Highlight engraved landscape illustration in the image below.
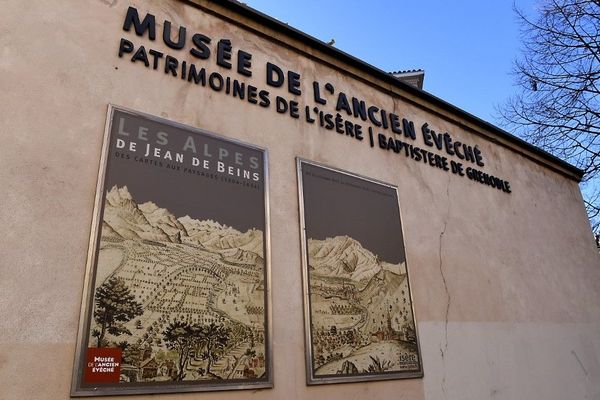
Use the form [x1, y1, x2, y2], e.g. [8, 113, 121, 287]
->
[89, 185, 267, 383]
[307, 235, 419, 376]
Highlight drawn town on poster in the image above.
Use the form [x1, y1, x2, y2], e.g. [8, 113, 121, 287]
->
[307, 235, 419, 375]
[89, 185, 266, 383]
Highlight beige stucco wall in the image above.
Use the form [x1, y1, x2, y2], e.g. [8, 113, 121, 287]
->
[1, 1, 599, 399]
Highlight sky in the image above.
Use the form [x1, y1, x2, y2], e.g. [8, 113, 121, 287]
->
[245, 0, 538, 127]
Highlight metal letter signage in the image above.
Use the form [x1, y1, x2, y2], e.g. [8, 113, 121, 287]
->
[297, 159, 423, 384]
[72, 106, 272, 396]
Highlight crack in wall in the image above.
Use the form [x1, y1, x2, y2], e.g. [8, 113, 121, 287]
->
[390, 86, 452, 398]
[572, 350, 589, 377]
[99, 0, 118, 7]
[439, 175, 452, 399]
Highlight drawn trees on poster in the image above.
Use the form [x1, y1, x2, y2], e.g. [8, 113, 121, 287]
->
[92, 277, 143, 348]
[88, 185, 268, 384]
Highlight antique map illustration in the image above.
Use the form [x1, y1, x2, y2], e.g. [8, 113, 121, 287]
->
[299, 161, 421, 382]
[90, 186, 266, 382]
[308, 235, 418, 375]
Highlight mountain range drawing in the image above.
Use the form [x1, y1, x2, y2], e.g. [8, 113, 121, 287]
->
[88, 185, 267, 383]
[307, 235, 419, 376]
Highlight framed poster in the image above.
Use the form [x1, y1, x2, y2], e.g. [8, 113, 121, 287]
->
[71, 106, 272, 396]
[297, 159, 423, 385]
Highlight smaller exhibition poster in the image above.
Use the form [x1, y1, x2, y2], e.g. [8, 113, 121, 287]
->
[297, 159, 423, 384]
[72, 106, 271, 396]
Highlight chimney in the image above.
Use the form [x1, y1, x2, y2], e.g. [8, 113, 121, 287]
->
[390, 69, 425, 90]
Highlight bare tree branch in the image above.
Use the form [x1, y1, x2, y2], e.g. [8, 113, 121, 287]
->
[499, 0, 600, 237]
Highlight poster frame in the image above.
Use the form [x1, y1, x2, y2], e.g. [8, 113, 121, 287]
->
[70, 104, 273, 396]
[296, 158, 424, 385]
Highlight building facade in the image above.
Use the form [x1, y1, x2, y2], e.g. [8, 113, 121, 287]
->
[1, 1, 599, 399]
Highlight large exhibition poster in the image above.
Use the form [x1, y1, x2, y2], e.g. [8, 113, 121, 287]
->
[72, 106, 271, 396]
[297, 159, 423, 385]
